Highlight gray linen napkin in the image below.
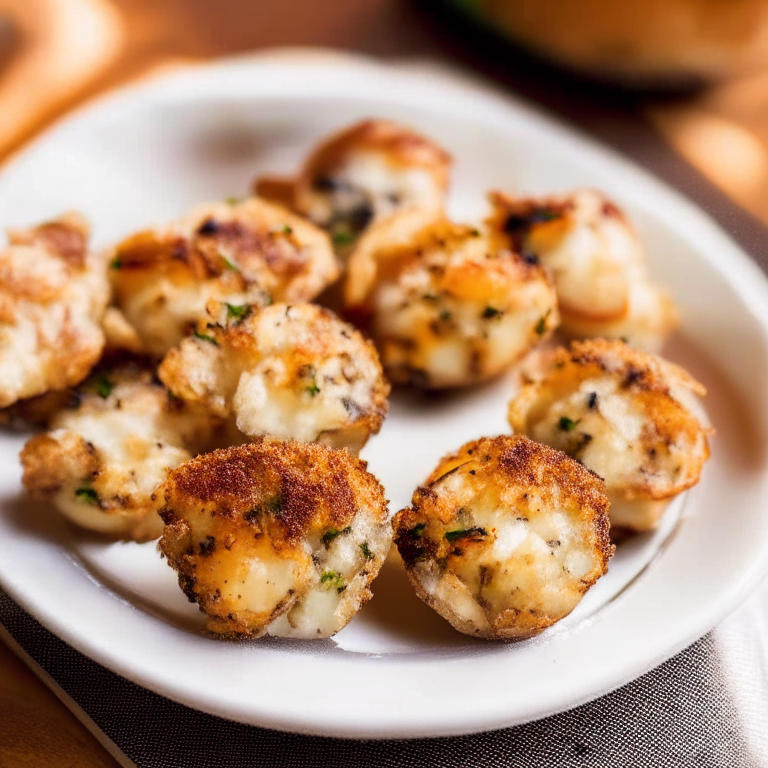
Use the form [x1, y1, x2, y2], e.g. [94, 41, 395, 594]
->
[2, 585, 767, 767]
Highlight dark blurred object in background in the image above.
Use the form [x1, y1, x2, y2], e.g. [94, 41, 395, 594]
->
[440, 0, 768, 87]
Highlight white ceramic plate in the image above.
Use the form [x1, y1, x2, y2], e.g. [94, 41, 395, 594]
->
[1, 51, 768, 739]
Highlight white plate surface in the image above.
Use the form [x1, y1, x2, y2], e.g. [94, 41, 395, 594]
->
[1, 51, 768, 739]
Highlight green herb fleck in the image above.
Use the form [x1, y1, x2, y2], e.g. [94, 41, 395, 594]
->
[482, 306, 501, 319]
[320, 570, 346, 593]
[535, 310, 551, 336]
[322, 525, 352, 547]
[95, 374, 114, 399]
[305, 383, 321, 397]
[193, 331, 219, 345]
[221, 255, 240, 272]
[75, 486, 99, 505]
[110, 257, 122, 270]
[332, 229, 355, 246]
[439, 309, 452, 321]
[558, 416, 580, 432]
[360, 542, 373, 560]
[225, 196, 240, 205]
[408, 522, 426, 538]
[225, 303, 249, 321]
[620, 336, 630, 343]
[445, 527, 487, 543]
[280, 224, 293, 234]
[470, 228, 481, 237]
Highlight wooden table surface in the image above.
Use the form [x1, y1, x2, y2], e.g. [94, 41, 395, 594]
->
[1, 1, 767, 766]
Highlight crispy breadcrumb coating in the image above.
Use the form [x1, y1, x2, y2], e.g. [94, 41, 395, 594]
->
[158, 302, 389, 453]
[394, 435, 613, 640]
[508, 339, 712, 532]
[109, 197, 339, 357]
[487, 189, 678, 351]
[0, 213, 108, 408]
[20, 361, 225, 541]
[344, 208, 559, 388]
[157, 439, 391, 639]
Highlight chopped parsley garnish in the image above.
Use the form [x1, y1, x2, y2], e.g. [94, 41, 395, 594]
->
[445, 527, 487, 543]
[322, 526, 352, 547]
[193, 331, 219, 345]
[482, 306, 501, 319]
[95, 374, 114, 399]
[74, 486, 99, 505]
[620, 336, 630, 343]
[558, 416, 580, 432]
[110, 257, 122, 270]
[305, 383, 321, 397]
[332, 229, 355, 246]
[281, 224, 293, 234]
[360, 542, 373, 560]
[470, 228, 481, 237]
[225, 303, 249, 321]
[408, 522, 426, 538]
[439, 309, 452, 321]
[535, 310, 551, 336]
[221, 255, 240, 272]
[320, 570, 346, 593]
[225, 196, 240, 205]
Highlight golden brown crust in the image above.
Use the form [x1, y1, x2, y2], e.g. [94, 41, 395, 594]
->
[0, 212, 108, 408]
[343, 209, 559, 388]
[508, 340, 712, 525]
[297, 119, 452, 192]
[394, 435, 612, 640]
[158, 302, 389, 452]
[109, 197, 339, 357]
[157, 439, 390, 638]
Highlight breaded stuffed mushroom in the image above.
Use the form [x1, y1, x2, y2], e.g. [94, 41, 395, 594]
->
[109, 197, 339, 357]
[157, 439, 391, 639]
[394, 436, 612, 640]
[20, 361, 224, 541]
[487, 189, 678, 351]
[344, 208, 559, 388]
[508, 339, 712, 533]
[257, 119, 452, 250]
[0, 213, 108, 408]
[158, 302, 389, 453]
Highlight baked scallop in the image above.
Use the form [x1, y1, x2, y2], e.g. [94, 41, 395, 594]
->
[344, 208, 559, 388]
[487, 188, 678, 351]
[157, 439, 391, 639]
[508, 339, 712, 533]
[258, 119, 452, 250]
[394, 435, 612, 640]
[109, 197, 339, 357]
[158, 301, 389, 453]
[20, 361, 223, 541]
[0, 213, 109, 408]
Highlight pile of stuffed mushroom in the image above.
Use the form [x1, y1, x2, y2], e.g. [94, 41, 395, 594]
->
[4, 119, 712, 641]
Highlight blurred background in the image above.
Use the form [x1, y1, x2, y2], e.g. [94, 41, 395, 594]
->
[0, 0, 767, 223]
[2, 1, 767, 765]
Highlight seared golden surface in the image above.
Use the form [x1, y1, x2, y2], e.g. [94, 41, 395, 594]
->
[21, 360, 224, 541]
[508, 339, 712, 532]
[109, 197, 339, 357]
[157, 439, 391, 639]
[0, 213, 108, 408]
[158, 301, 389, 453]
[344, 208, 559, 388]
[394, 435, 612, 640]
[487, 189, 678, 351]
[293, 119, 452, 245]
